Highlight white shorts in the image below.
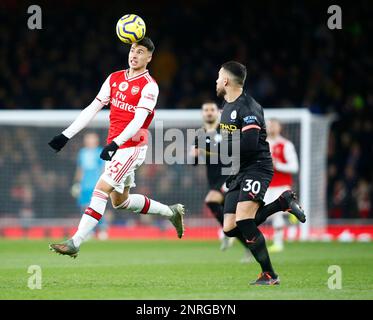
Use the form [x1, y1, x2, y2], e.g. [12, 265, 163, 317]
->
[101, 145, 147, 193]
[264, 186, 291, 228]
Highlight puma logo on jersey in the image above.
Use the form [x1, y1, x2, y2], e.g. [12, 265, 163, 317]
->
[112, 82, 117, 87]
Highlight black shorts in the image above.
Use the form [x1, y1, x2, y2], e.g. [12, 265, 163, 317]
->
[223, 160, 273, 214]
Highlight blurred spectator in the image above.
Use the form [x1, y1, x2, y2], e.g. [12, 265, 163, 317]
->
[354, 180, 371, 219]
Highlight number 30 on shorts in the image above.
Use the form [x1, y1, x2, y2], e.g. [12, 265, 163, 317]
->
[242, 179, 261, 194]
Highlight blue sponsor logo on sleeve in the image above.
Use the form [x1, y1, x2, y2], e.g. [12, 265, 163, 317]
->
[243, 115, 257, 124]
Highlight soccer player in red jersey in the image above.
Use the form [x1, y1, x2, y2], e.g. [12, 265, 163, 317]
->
[265, 119, 299, 252]
[48, 38, 185, 258]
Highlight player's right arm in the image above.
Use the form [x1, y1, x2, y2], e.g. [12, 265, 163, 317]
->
[48, 75, 111, 152]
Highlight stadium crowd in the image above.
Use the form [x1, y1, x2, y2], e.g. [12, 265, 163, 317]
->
[0, 1, 372, 219]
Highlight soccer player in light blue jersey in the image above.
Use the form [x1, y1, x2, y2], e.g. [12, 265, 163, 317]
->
[73, 132, 108, 240]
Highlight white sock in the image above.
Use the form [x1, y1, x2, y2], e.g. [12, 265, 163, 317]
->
[115, 194, 173, 217]
[273, 227, 284, 248]
[287, 225, 298, 241]
[72, 189, 109, 247]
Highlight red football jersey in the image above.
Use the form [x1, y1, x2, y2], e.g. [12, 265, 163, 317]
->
[96, 69, 159, 149]
[268, 136, 298, 187]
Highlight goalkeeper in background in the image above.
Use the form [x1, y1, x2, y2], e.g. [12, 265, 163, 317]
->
[265, 119, 300, 252]
[72, 132, 108, 240]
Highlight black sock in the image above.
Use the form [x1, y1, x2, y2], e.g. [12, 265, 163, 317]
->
[206, 202, 224, 226]
[223, 227, 250, 249]
[255, 197, 287, 226]
[236, 218, 276, 277]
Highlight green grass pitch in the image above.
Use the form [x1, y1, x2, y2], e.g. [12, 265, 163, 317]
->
[0, 239, 372, 299]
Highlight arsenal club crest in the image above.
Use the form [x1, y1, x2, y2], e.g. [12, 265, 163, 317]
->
[131, 86, 140, 95]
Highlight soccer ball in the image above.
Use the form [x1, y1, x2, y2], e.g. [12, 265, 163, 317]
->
[116, 14, 146, 44]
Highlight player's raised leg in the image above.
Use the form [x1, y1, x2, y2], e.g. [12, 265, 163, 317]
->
[255, 190, 306, 226]
[111, 188, 185, 239]
[103, 145, 185, 239]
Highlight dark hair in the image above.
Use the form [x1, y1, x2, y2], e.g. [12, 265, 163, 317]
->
[202, 100, 218, 107]
[221, 61, 247, 86]
[137, 37, 155, 53]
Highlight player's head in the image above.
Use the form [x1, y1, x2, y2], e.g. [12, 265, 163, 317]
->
[83, 132, 100, 149]
[201, 101, 220, 124]
[266, 119, 282, 138]
[216, 61, 247, 98]
[128, 37, 155, 70]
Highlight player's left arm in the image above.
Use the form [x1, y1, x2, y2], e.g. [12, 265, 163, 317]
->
[240, 127, 260, 153]
[273, 141, 299, 174]
[100, 82, 159, 161]
[239, 113, 261, 153]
